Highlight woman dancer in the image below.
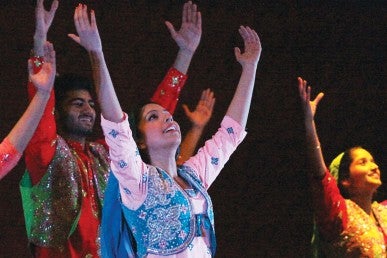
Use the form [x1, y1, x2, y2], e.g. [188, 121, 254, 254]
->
[0, 41, 56, 179]
[99, 25, 262, 257]
[298, 77, 386, 257]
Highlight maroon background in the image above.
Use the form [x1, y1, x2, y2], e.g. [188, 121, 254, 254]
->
[0, 1, 385, 257]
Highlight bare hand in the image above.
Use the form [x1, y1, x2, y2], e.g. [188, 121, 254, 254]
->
[165, 1, 202, 55]
[34, 0, 58, 55]
[297, 77, 324, 120]
[182, 88, 215, 129]
[234, 26, 262, 67]
[68, 4, 102, 52]
[29, 41, 56, 94]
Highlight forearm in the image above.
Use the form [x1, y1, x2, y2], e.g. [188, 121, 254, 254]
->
[89, 50, 123, 122]
[184, 116, 247, 188]
[177, 126, 204, 165]
[172, 49, 194, 74]
[7, 90, 50, 153]
[101, 114, 147, 209]
[305, 119, 327, 178]
[226, 64, 257, 128]
[33, 33, 46, 57]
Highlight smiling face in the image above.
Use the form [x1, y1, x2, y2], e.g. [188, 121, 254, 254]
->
[342, 148, 381, 196]
[138, 103, 181, 152]
[58, 89, 96, 139]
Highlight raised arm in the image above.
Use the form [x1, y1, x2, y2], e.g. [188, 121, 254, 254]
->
[151, 1, 202, 114]
[1, 42, 56, 180]
[68, 4, 123, 122]
[25, 0, 58, 185]
[166, 0, 201, 73]
[33, 0, 58, 57]
[177, 88, 215, 165]
[297, 77, 327, 178]
[226, 26, 261, 128]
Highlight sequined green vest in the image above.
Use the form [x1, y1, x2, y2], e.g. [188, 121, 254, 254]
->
[20, 136, 110, 248]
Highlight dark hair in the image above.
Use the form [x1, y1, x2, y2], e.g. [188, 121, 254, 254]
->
[337, 146, 364, 198]
[54, 73, 94, 111]
[128, 106, 151, 163]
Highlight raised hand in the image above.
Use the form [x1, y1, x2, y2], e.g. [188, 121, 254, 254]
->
[68, 4, 102, 52]
[182, 89, 215, 129]
[178, 89, 215, 164]
[234, 26, 262, 67]
[34, 0, 59, 56]
[297, 77, 324, 121]
[28, 41, 56, 94]
[165, 1, 202, 55]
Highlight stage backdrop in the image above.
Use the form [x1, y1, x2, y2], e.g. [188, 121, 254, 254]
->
[0, 1, 385, 257]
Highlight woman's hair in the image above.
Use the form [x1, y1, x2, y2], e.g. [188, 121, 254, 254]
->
[128, 105, 151, 164]
[336, 146, 364, 198]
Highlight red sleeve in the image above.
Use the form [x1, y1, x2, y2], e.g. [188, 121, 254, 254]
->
[310, 170, 348, 241]
[150, 67, 187, 115]
[0, 138, 22, 180]
[24, 56, 57, 185]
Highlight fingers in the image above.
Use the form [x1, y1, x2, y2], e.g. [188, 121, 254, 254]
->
[182, 104, 192, 116]
[74, 4, 89, 32]
[90, 9, 97, 29]
[234, 47, 241, 59]
[48, 0, 59, 19]
[73, 4, 81, 30]
[50, 0, 59, 11]
[314, 92, 324, 105]
[239, 26, 260, 46]
[165, 21, 177, 39]
[196, 11, 202, 29]
[27, 59, 33, 76]
[238, 26, 249, 43]
[36, 0, 58, 21]
[182, 1, 200, 27]
[297, 77, 306, 98]
[36, 0, 44, 9]
[77, 4, 87, 30]
[182, 1, 189, 23]
[200, 89, 215, 111]
[191, 2, 198, 25]
[43, 41, 55, 65]
[236, 25, 261, 65]
[203, 91, 215, 113]
[297, 77, 324, 105]
[186, 1, 192, 24]
[68, 33, 80, 44]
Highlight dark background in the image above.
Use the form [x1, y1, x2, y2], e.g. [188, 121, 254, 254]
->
[0, 1, 385, 257]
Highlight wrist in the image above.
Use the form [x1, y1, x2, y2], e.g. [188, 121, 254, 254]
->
[241, 62, 258, 70]
[191, 123, 205, 131]
[88, 49, 104, 61]
[36, 88, 52, 98]
[33, 35, 46, 56]
[174, 50, 194, 74]
[178, 48, 195, 59]
[29, 55, 44, 74]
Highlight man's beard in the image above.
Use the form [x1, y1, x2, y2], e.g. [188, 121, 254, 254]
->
[61, 116, 94, 138]
[64, 125, 94, 137]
